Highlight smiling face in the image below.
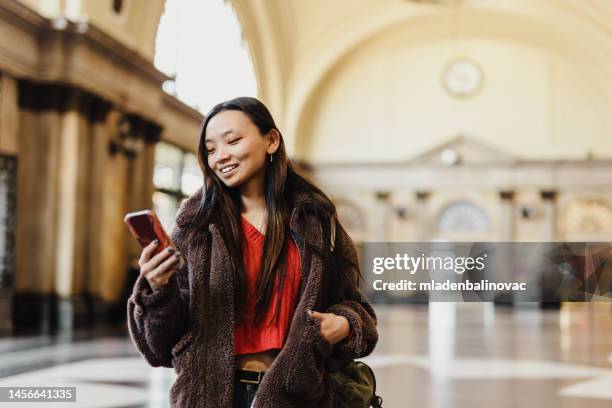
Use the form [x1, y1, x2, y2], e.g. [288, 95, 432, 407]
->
[204, 110, 278, 190]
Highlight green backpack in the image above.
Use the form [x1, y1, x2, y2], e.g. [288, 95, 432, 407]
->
[329, 360, 383, 408]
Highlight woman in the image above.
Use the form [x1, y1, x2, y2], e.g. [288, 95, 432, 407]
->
[127, 97, 378, 407]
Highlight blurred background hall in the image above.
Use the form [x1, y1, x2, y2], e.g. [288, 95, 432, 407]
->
[1, 0, 612, 407]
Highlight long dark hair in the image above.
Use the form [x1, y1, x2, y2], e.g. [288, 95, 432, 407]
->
[185, 96, 357, 326]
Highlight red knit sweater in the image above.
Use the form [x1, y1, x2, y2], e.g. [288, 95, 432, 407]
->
[234, 215, 301, 355]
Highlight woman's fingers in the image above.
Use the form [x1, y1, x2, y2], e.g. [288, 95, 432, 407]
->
[147, 247, 177, 271]
[147, 252, 181, 290]
[150, 256, 180, 287]
[153, 252, 181, 277]
[138, 240, 159, 266]
[308, 310, 327, 320]
[307, 311, 350, 345]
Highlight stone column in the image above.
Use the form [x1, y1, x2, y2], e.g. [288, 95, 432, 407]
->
[374, 191, 391, 241]
[539, 190, 559, 308]
[415, 191, 430, 242]
[540, 190, 558, 242]
[12, 81, 162, 331]
[363, 191, 392, 302]
[97, 112, 160, 311]
[14, 83, 65, 331]
[499, 191, 515, 241]
[499, 191, 517, 302]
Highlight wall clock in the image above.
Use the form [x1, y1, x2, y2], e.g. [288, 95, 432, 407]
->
[442, 58, 483, 98]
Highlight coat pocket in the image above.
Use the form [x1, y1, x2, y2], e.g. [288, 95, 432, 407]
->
[171, 332, 194, 360]
[169, 331, 197, 404]
[308, 315, 333, 356]
[284, 318, 334, 400]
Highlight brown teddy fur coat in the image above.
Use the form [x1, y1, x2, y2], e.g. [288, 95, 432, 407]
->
[127, 186, 378, 407]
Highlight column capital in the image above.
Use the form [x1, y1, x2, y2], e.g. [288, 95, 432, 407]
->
[540, 190, 557, 201]
[415, 191, 430, 201]
[375, 191, 390, 201]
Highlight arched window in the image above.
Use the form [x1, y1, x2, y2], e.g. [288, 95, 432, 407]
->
[436, 201, 490, 233]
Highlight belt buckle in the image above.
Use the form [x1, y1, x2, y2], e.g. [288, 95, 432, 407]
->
[239, 370, 263, 384]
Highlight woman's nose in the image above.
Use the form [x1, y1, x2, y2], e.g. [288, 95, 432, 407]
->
[214, 147, 230, 164]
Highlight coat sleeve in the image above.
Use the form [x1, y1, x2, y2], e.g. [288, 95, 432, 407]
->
[324, 218, 378, 360]
[126, 226, 190, 368]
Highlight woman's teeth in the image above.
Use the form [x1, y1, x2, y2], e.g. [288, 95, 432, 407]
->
[221, 164, 238, 173]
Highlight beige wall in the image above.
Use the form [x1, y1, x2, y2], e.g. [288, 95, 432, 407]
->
[297, 12, 611, 163]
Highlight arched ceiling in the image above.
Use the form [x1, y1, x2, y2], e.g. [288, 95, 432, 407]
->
[17, 0, 612, 160]
[229, 0, 612, 158]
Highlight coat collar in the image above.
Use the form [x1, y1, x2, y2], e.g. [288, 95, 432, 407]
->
[172, 185, 338, 254]
[174, 185, 324, 232]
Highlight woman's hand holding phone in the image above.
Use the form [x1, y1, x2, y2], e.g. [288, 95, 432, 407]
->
[138, 239, 182, 291]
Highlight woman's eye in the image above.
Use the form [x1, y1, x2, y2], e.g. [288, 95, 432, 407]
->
[229, 138, 241, 144]
[207, 149, 215, 155]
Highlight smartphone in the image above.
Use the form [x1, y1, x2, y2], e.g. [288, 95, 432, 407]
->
[124, 210, 172, 256]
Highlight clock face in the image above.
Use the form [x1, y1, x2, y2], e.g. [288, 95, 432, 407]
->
[443, 58, 483, 97]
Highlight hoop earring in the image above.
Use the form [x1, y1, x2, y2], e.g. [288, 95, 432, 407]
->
[269, 153, 273, 162]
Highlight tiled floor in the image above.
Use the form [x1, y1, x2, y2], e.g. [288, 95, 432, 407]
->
[0, 303, 611, 407]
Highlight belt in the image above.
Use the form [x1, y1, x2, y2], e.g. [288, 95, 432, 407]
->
[236, 368, 266, 384]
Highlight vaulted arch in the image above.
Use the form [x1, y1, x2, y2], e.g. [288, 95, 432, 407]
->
[294, 8, 612, 162]
[229, 0, 612, 160]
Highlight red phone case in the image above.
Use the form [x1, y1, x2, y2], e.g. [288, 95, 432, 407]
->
[124, 210, 171, 255]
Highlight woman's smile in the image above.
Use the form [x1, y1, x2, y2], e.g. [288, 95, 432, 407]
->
[219, 163, 239, 177]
